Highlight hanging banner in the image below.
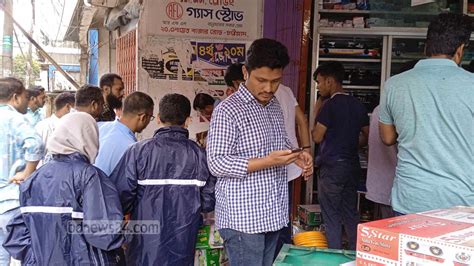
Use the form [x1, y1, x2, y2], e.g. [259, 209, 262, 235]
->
[146, 0, 259, 40]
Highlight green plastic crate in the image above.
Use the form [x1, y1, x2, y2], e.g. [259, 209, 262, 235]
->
[274, 245, 356, 266]
[298, 205, 323, 226]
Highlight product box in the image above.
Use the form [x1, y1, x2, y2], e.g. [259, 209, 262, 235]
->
[196, 224, 223, 249]
[194, 248, 228, 266]
[298, 204, 323, 226]
[356, 206, 474, 266]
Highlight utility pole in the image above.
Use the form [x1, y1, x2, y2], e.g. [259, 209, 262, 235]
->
[0, 2, 80, 89]
[25, 0, 35, 85]
[2, 0, 13, 77]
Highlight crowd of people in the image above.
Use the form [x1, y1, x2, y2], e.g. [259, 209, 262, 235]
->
[0, 12, 472, 266]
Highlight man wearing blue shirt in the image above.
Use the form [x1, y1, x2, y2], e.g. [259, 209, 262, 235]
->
[95, 91, 154, 175]
[0, 78, 44, 265]
[25, 86, 46, 127]
[379, 13, 474, 215]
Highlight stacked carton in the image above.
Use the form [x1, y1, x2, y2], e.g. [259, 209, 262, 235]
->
[194, 215, 228, 266]
[356, 206, 474, 265]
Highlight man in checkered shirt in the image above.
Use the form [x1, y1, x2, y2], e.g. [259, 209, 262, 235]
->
[207, 38, 313, 266]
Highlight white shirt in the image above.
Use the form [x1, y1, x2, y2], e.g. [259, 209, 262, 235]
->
[35, 114, 60, 157]
[275, 84, 302, 181]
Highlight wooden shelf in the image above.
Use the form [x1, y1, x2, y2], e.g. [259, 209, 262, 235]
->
[343, 85, 380, 90]
[391, 58, 422, 63]
[318, 26, 428, 36]
[319, 9, 440, 16]
[319, 57, 381, 63]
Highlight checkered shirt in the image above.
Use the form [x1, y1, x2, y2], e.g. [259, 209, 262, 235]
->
[207, 84, 292, 234]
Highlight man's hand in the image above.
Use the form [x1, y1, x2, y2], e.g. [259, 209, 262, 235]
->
[9, 161, 39, 184]
[10, 171, 29, 184]
[294, 151, 313, 180]
[267, 150, 301, 166]
[248, 150, 301, 173]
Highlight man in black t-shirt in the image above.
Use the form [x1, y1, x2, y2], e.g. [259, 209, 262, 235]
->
[312, 61, 369, 250]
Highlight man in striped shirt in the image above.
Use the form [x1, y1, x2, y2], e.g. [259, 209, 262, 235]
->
[207, 38, 313, 266]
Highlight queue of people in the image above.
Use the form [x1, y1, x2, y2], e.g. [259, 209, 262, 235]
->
[0, 12, 472, 266]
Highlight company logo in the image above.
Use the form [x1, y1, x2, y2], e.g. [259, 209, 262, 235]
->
[166, 2, 184, 20]
[456, 252, 471, 263]
[360, 227, 397, 241]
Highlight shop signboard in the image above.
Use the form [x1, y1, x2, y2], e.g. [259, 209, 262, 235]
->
[146, 0, 259, 40]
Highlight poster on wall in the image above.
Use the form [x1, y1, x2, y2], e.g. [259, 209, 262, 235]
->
[139, 37, 248, 142]
[193, 42, 246, 87]
[141, 37, 245, 92]
[141, 47, 194, 81]
[145, 0, 259, 40]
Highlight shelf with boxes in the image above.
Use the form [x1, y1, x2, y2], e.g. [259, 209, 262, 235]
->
[468, 0, 474, 15]
[318, 34, 383, 112]
[388, 36, 474, 76]
[307, 0, 474, 217]
[318, 0, 465, 29]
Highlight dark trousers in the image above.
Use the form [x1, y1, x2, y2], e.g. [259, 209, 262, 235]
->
[378, 203, 395, 219]
[219, 228, 280, 266]
[318, 161, 360, 250]
[394, 211, 405, 216]
[274, 181, 293, 259]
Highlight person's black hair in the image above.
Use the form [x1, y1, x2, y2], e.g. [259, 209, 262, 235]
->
[399, 60, 419, 73]
[99, 73, 122, 89]
[193, 93, 215, 111]
[466, 60, 474, 73]
[123, 91, 154, 115]
[26, 88, 41, 99]
[159, 93, 191, 126]
[75, 85, 103, 107]
[54, 92, 75, 111]
[28, 85, 45, 92]
[245, 38, 290, 72]
[0, 77, 25, 101]
[313, 61, 345, 84]
[425, 13, 472, 57]
[224, 63, 244, 86]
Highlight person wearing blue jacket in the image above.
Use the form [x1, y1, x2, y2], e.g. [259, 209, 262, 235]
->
[2, 112, 125, 265]
[110, 93, 216, 266]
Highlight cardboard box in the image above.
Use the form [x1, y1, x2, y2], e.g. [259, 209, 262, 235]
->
[194, 248, 219, 266]
[196, 224, 223, 249]
[194, 248, 229, 266]
[298, 204, 323, 226]
[356, 206, 474, 266]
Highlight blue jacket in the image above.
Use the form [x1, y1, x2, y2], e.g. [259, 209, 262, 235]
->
[2, 153, 125, 265]
[110, 126, 216, 266]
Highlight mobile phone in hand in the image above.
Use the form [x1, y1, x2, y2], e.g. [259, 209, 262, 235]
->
[291, 146, 311, 153]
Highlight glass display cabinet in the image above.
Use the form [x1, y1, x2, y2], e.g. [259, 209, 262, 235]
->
[306, 0, 474, 207]
[317, 0, 465, 29]
[388, 37, 474, 77]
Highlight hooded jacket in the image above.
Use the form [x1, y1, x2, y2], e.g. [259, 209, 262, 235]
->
[2, 112, 125, 265]
[110, 126, 216, 266]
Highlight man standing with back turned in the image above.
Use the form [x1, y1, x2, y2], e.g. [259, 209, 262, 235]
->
[207, 38, 313, 266]
[379, 13, 474, 215]
[312, 61, 369, 250]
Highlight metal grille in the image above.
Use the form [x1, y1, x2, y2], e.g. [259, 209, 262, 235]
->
[116, 29, 137, 96]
